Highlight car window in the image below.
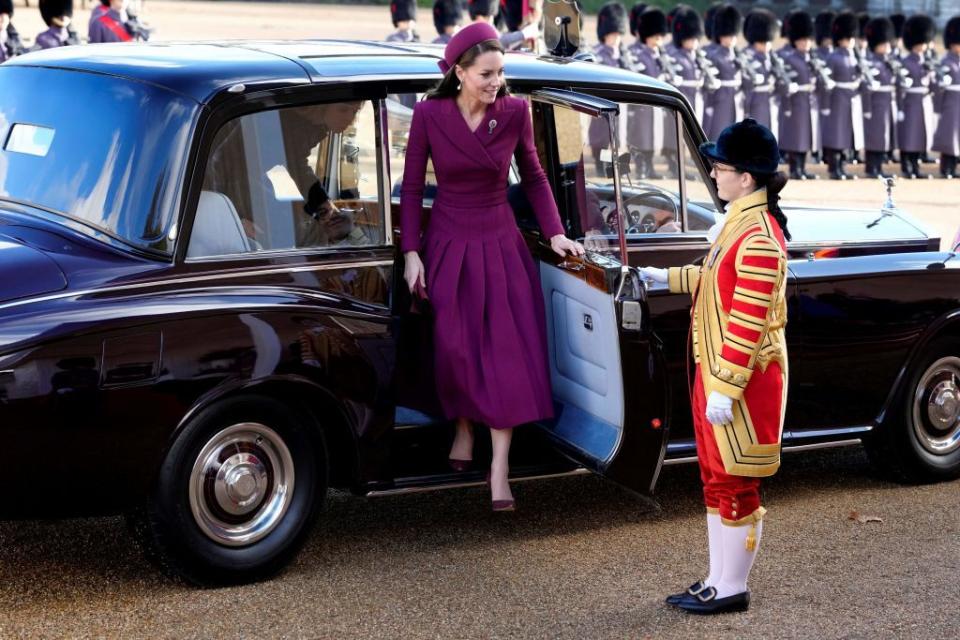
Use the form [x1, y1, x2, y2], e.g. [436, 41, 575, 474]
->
[681, 121, 718, 232]
[191, 101, 384, 259]
[542, 100, 685, 247]
[385, 92, 438, 206]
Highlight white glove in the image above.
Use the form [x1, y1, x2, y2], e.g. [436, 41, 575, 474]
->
[897, 110, 905, 122]
[864, 111, 872, 120]
[521, 23, 539, 40]
[638, 267, 668, 284]
[705, 391, 734, 426]
[787, 82, 799, 96]
[820, 108, 831, 116]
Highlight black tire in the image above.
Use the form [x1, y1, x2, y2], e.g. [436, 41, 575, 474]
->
[128, 394, 326, 586]
[867, 338, 960, 483]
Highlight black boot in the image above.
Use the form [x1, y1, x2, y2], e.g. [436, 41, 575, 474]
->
[865, 151, 889, 178]
[799, 153, 817, 180]
[913, 153, 932, 179]
[826, 149, 842, 179]
[838, 152, 856, 180]
[901, 152, 914, 179]
[788, 153, 802, 179]
[811, 150, 822, 165]
[940, 155, 957, 179]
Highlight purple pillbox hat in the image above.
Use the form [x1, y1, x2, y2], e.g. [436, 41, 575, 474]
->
[438, 21, 501, 73]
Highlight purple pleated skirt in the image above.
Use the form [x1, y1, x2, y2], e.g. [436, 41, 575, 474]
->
[423, 191, 554, 430]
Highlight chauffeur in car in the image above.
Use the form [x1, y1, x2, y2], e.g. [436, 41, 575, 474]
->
[641, 119, 790, 615]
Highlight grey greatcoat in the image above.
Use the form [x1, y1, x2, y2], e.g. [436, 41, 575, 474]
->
[777, 47, 819, 153]
[821, 46, 864, 151]
[628, 43, 667, 153]
[898, 52, 936, 152]
[932, 52, 960, 157]
[702, 44, 742, 141]
[741, 48, 778, 138]
[666, 42, 704, 122]
[589, 43, 631, 157]
[862, 51, 897, 153]
[386, 29, 419, 43]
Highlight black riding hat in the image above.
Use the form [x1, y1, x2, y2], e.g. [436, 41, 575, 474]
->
[699, 118, 780, 176]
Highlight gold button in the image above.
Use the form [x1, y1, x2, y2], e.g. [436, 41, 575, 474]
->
[732, 502, 738, 509]
[731, 510, 738, 517]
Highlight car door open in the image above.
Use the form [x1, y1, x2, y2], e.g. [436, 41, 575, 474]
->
[530, 89, 670, 495]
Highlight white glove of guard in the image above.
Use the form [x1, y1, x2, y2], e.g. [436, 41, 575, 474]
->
[897, 111, 905, 122]
[521, 23, 539, 40]
[705, 391, 734, 426]
[638, 266, 668, 284]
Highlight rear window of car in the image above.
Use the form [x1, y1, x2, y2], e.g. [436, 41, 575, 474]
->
[0, 66, 198, 253]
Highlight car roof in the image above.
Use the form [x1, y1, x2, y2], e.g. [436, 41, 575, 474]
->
[6, 40, 676, 104]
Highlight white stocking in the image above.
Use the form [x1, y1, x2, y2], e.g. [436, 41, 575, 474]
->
[705, 512, 724, 587]
[714, 519, 763, 599]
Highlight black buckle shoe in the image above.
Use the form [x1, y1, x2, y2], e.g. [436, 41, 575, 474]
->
[676, 586, 751, 615]
[665, 579, 706, 606]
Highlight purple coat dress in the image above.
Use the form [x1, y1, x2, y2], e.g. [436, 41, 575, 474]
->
[862, 51, 897, 153]
[932, 52, 960, 157]
[777, 47, 819, 153]
[821, 46, 864, 151]
[898, 52, 935, 153]
[399, 96, 565, 429]
[702, 44, 742, 141]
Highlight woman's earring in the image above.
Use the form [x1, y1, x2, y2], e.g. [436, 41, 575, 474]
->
[457, 81, 462, 91]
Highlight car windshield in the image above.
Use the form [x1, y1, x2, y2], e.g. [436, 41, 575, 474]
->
[0, 67, 197, 254]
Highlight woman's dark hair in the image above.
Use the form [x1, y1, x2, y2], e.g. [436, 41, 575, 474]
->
[750, 170, 791, 241]
[425, 39, 509, 100]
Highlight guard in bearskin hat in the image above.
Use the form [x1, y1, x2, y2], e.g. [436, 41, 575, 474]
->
[35, 0, 79, 49]
[587, 3, 631, 174]
[897, 14, 937, 179]
[820, 11, 863, 179]
[627, 6, 671, 179]
[639, 118, 791, 615]
[0, 0, 26, 62]
[432, 0, 462, 44]
[813, 11, 835, 62]
[860, 17, 897, 178]
[889, 13, 906, 57]
[702, 4, 743, 141]
[628, 3, 645, 39]
[499, 0, 543, 51]
[702, 1, 723, 52]
[778, 11, 820, 179]
[386, 0, 419, 43]
[667, 6, 707, 123]
[932, 16, 960, 179]
[740, 10, 779, 137]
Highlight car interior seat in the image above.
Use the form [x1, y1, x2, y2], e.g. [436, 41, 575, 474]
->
[187, 191, 253, 258]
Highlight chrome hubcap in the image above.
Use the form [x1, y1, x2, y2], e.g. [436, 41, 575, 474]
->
[913, 357, 960, 455]
[189, 422, 295, 547]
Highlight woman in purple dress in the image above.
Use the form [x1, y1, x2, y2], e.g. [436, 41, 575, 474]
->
[400, 22, 583, 511]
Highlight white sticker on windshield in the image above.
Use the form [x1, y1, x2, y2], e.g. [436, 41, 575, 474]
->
[5, 124, 56, 157]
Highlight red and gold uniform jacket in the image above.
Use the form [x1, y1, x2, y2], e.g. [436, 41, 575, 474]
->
[668, 189, 788, 478]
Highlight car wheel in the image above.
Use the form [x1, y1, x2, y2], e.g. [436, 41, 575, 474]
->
[129, 395, 325, 585]
[868, 339, 960, 483]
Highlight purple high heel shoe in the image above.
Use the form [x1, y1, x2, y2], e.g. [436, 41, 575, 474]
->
[485, 472, 516, 512]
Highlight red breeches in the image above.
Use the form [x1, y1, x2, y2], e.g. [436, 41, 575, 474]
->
[692, 368, 761, 523]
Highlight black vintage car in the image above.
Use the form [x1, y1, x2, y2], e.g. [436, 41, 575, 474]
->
[1, 39, 958, 585]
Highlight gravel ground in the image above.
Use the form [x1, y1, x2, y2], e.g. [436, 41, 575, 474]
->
[0, 447, 958, 639]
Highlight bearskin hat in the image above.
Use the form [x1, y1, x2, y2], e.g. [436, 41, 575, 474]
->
[712, 4, 742, 42]
[390, 0, 416, 27]
[40, 0, 73, 25]
[902, 14, 936, 50]
[704, 2, 724, 41]
[597, 2, 628, 41]
[864, 17, 894, 50]
[857, 12, 870, 39]
[814, 11, 835, 44]
[433, 0, 461, 35]
[889, 13, 906, 40]
[946, 16, 960, 48]
[744, 9, 777, 45]
[467, 0, 497, 20]
[638, 7, 667, 40]
[831, 11, 858, 44]
[0, 0, 13, 16]
[629, 3, 647, 37]
[666, 5, 685, 35]
[786, 11, 814, 44]
[673, 6, 703, 43]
